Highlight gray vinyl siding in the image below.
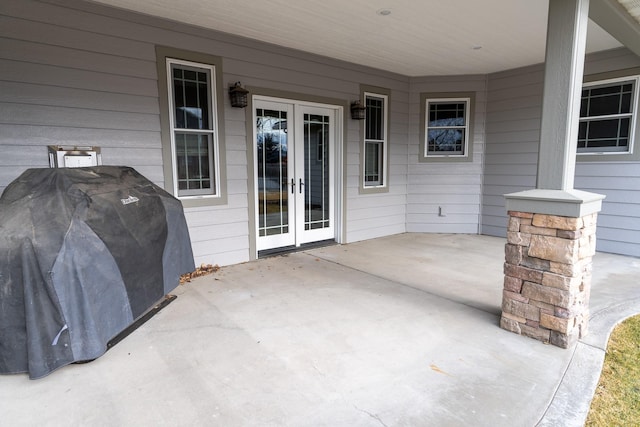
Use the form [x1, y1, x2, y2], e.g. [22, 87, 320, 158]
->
[406, 75, 487, 234]
[0, 0, 409, 266]
[481, 64, 543, 237]
[574, 165, 640, 256]
[482, 48, 640, 257]
[4, 0, 640, 263]
[347, 91, 409, 243]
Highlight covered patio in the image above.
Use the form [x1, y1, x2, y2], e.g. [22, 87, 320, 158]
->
[1, 234, 638, 426]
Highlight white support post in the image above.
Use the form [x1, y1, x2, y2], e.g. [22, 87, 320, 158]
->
[537, 0, 589, 190]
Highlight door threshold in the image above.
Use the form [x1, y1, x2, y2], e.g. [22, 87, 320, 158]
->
[258, 239, 337, 258]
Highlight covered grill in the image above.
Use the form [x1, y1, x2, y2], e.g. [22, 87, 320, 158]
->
[0, 166, 195, 379]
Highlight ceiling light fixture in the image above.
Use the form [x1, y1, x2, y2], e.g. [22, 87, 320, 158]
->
[376, 8, 391, 16]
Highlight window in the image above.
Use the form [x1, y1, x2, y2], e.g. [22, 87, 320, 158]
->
[156, 46, 227, 207]
[425, 98, 469, 156]
[578, 76, 638, 155]
[361, 88, 389, 192]
[419, 92, 474, 163]
[168, 60, 218, 196]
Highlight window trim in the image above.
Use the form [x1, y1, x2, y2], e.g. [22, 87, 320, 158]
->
[167, 59, 219, 197]
[359, 85, 390, 194]
[156, 46, 227, 207]
[577, 73, 639, 159]
[419, 92, 475, 163]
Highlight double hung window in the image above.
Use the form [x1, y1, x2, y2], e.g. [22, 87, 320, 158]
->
[578, 77, 638, 155]
[425, 98, 470, 157]
[168, 59, 219, 197]
[157, 46, 226, 207]
[419, 92, 474, 163]
[363, 91, 388, 189]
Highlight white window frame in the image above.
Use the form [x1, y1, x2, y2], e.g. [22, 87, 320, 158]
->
[362, 90, 389, 191]
[166, 58, 221, 199]
[419, 92, 474, 163]
[577, 75, 639, 156]
[156, 46, 227, 208]
[424, 97, 471, 158]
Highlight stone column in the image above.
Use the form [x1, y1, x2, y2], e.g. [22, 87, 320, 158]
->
[500, 0, 605, 347]
[501, 210, 597, 348]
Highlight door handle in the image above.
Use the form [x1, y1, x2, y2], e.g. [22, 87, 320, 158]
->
[299, 178, 304, 194]
[291, 178, 295, 194]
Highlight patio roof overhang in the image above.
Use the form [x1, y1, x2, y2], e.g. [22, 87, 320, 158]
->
[82, 0, 639, 76]
[590, 0, 640, 59]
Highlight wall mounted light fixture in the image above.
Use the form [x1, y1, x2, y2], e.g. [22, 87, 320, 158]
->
[229, 82, 249, 108]
[350, 101, 366, 120]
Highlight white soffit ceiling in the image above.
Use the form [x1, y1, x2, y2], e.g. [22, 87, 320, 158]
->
[619, 0, 640, 23]
[88, 0, 623, 76]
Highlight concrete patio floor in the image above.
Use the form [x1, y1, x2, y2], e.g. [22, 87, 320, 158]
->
[1, 233, 639, 426]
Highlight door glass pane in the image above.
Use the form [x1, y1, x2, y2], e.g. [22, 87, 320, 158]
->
[304, 114, 330, 231]
[256, 109, 289, 237]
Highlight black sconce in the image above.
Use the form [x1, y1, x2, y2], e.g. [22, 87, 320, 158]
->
[350, 101, 366, 120]
[229, 82, 249, 108]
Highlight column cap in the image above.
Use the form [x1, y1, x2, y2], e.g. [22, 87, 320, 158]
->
[504, 189, 605, 218]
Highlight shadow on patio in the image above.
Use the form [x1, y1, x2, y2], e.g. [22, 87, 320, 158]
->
[1, 234, 638, 426]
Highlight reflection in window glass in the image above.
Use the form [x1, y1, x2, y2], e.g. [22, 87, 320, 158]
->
[304, 114, 331, 231]
[175, 133, 213, 191]
[578, 79, 636, 153]
[364, 93, 387, 187]
[256, 109, 289, 237]
[426, 100, 469, 156]
[169, 60, 218, 197]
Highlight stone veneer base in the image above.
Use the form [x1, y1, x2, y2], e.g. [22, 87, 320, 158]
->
[500, 211, 597, 348]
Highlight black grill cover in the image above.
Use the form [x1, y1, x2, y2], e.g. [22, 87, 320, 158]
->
[0, 166, 195, 379]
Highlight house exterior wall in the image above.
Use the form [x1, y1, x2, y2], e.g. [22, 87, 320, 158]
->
[347, 88, 408, 244]
[482, 48, 640, 257]
[2, 0, 639, 264]
[406, 75, 488, 233]
[0, 0, 409, 266]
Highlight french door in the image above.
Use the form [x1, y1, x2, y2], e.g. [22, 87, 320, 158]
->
[254, 99, 337, 252]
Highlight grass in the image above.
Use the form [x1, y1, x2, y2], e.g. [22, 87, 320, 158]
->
[586, 315, 640, 426]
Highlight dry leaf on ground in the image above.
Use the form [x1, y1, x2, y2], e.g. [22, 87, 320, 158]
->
[180, 264, 220, 284]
